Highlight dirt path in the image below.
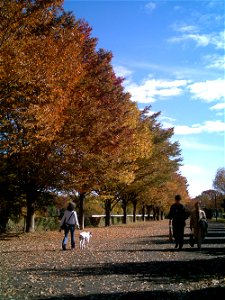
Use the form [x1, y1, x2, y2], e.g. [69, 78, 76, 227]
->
[0, 220, 225, 299]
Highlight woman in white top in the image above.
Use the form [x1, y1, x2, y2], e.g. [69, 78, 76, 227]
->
[60, 202, 79, 250]
[190, 202, 207, 250]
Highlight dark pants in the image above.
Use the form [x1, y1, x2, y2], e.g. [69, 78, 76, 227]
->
[173, 222, 185, 248]
[62, 225, 75, 249]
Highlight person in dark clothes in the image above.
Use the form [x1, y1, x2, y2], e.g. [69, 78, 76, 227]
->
[168, 195, 187, 250]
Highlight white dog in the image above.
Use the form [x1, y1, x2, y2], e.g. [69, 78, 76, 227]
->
[79, 231, 92, 250]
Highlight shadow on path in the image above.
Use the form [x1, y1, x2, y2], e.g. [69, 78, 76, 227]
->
[134, 221, 225, 247]
[37, 286, 225, 300]
[99, 247, 225, 255]
[0, 232, 21, 241]
[23, 256, 225, 284]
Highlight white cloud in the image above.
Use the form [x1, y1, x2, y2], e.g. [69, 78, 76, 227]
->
[179, 138, 224, 151]
[127, 60, 216, 79]
[175, 125, 202, 135]
[172, 23, 199, 33]
[159, 115, 176, 129]
[140, 109, 156, 117]
[188, 79, 225, 102]
[204, 54, 225, 70]
[211, 31, 225, 49]
[210, 103, 225, 110]
[174, 120, 225, 135]
[215, 112, 224, 117]
[145, 2, 156, 13]
[169, 33, 210, 47]
[169, 26, 225, 49]
[114, 65, 133, 79]
[115, 67, 224, 111]
[202, 120, 225, 133]
[160, 116, 176, 122]
[177, 25, 199, 33]
[125, 79, 188, 103]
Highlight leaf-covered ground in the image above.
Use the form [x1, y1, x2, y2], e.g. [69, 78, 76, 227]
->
[0, 220, 225, 300]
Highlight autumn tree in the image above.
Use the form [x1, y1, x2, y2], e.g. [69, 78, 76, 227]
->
[0, 0, 99, 231]
[1, 0, 66, 231]
[57, 42, 154, 228]
[1, 1, 153, 231]
[119, 111, 185, 222]
[93, 109, 153, 226]
[0, 155, 24, 232]
[151, 173, 190, 219]
[213, 168, 225, 194]
[201, 189, 224, 220]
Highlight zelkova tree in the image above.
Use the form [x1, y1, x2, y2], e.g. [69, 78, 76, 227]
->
[0, 1, 152, 231]
[202, 189, 224, 220]
[144, 173, 190, 220]
[120, 110, 186, 222]
[0, 1, 98, 230]
[1, 0, 75, 231]
[59, 47, 153, 228]
[213, 168, 225, 194]
[99, 114, 152, 227]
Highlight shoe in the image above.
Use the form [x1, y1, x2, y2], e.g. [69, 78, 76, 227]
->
[62, 245, 66, 251]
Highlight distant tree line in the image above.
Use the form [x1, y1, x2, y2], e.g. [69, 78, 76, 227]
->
[0, 0, 189, 233]
[193, 168, 225, 219]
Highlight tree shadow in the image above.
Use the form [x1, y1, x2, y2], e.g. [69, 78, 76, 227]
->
[0, 249, 59, 253]
[98, 246, 225, 255]
[145, 237, 225, 245]
[134, 222, 225, 246]
[23, 256, 225, 284]
[0, 232, 21, 241]
[36, 286, 225, 300]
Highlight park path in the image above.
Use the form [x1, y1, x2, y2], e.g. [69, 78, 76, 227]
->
[0, 220, 225, 300]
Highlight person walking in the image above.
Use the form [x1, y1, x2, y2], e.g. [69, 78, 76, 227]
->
[168, 195, 187, 250]
[60, 202, 79, 250]
[190, 201, 207, 250]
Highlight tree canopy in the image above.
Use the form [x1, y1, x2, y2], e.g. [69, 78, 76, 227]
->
[213, 168, 225, 194]
[0, 0, 190, 232]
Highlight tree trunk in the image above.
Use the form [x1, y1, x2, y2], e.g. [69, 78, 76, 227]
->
[0, 207, 9, 233]
[132, 199, 137, 223]
[156, 207, 160, 220]
[160, 210, 164, 220]
[78, 192, 86, 230]
[26, 198, 35, 233]
[105, 199, 111, 227]
[153, 207, 156, 220]
[142, 204, 145, 221]
[122, 199, 127, 224]
[214, 195, 218, 221]
[146, 205, 151, 221]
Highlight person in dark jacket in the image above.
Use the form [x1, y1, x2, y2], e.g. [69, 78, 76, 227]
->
[168, 195, 187, 250]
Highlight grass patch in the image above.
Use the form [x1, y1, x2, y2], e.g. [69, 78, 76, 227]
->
[210, 218, 225, 223]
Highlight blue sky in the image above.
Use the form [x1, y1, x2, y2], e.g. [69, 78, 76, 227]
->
[64, 0, 225, 198]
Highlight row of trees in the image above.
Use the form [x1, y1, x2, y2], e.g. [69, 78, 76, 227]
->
[0, 0, 189, 233]
[193, 168, 225, 219]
